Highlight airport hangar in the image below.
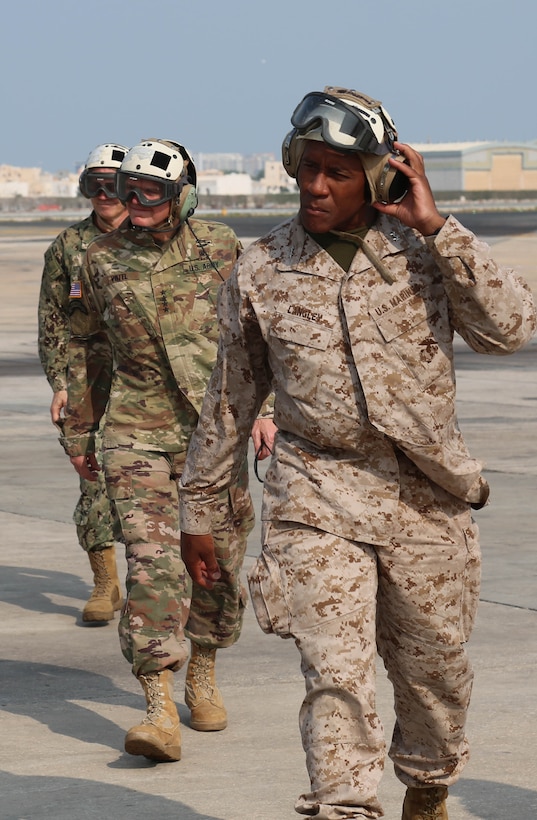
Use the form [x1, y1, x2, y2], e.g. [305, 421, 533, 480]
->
[413, 141, 537, 198]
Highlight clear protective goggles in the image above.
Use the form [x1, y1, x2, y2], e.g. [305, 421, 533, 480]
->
[116, 171, 186, 207]
[291, 92, 394, 156]
[79, 170, 119, 199]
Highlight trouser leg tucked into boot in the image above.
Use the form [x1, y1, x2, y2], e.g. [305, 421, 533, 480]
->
[124, 669, 181, 761]
[185, 643, 227, 731]
[402, 786, 448, 820]
[82, 545, 123, 622]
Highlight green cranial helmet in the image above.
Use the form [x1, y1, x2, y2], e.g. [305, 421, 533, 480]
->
[116, 139, 198, 226]
[79, 143, 129, 199]
[282, 86, 408, 204]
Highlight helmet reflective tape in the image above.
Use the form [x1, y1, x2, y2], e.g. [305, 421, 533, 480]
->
[291, 92, 394, 156]
[116, 171, 188, 206]
[83, 143, 129, 170]
[79, 170, 118, 199]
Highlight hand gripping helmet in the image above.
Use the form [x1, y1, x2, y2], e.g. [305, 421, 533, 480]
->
[78, 143, 129, 199]
[116, 139, 198, 226]
[281, 86, 408, 204]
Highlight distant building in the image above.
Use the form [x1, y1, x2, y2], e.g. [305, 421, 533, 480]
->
[193, 152, 276, 177]
[194, 153, 245, 173]
[264, 160, 297, 193]
[2, 142, 537, 202]
[0, 164, 79, 198]
[197, 170, 255, 196]
[414, 141, 537, 194]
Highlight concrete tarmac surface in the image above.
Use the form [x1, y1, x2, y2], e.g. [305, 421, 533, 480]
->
[0, 218, 536, 819]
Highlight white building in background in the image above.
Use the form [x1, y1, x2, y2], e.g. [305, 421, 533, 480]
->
[0, 164, 79, 198]
[197, 170, 256, 196]
[193, 152, 275, 177]
[194, 153, 245, 173]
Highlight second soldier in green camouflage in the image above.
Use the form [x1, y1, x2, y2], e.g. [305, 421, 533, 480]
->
[60, 139, 275, 763]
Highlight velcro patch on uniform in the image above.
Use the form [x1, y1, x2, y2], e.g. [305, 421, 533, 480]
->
[69, 280, 82, 299]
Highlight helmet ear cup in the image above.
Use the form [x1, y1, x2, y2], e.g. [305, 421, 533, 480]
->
[375, 155, 409, 204]
[177, 183, 198, 222]
[282, 129, 300, 178]
[360, 152, 408, 204]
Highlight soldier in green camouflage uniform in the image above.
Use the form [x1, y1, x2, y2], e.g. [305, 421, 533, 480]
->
[38, 143, 129, 623]
[179, 90, 536, 818]
[60, 139, 276, 763]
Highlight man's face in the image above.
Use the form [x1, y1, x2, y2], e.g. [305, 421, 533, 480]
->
[297, 141, 369, 233]
[90, 169, 127, 224]
[124, 176, 173, 229]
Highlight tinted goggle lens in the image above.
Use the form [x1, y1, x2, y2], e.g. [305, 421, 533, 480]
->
[291, 93, 390, 155]
[80, 171, 118, 199]
[116, 172, 176, 206]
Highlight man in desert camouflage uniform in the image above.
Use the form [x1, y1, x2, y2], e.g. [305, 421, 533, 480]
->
[60, 139, 276, 763]
[38, 143, 128, 623]
[179, 89, 536, 819]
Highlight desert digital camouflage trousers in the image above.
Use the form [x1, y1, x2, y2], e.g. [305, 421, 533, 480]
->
[248, 459, 481, 820]
[103, 447, 254, 678]
[73, 468, 120, 553]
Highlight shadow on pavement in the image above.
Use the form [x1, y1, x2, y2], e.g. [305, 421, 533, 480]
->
[1, 565, 91, 622]
[454, 778, 537, 819]
[0, 770, 223, 820]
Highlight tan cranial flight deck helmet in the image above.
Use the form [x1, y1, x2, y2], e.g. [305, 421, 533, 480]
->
[282, 85, 408, 204]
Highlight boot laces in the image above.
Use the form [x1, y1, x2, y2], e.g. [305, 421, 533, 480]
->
[191, 650, 215, 698]
[140, 674, 165, 724]
[91, 551, 112, 594]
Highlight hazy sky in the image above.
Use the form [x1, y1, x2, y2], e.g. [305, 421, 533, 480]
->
[2, 0, 536, 172]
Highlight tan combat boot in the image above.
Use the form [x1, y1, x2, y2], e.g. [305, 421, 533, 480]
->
[402, 786, 448, 820]
[82, 545, 123, 622]
[124, 669, 181, 761]
[184, 643, 227, 731]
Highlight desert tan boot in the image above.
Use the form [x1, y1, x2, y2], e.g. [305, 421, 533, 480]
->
[402, 786, 449, 819]
[82, 545, 123, 622]
[184, 643, 227, 731]
[124, 669, 181, 762]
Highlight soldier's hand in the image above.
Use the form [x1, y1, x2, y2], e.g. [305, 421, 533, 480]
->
[373, 142, 446, 237]
[251, 417, 277, 461]
[50, 389, 67, 425]
[70, 453, 100, 481]
[181, 532, 221, 589]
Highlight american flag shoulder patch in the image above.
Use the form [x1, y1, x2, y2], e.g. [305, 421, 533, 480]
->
[69, 280, 82, 299]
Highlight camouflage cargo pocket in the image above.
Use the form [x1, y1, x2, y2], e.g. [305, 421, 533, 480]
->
[247, 547, 292, 638]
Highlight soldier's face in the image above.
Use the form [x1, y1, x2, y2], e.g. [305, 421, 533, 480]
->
[90, 170, 126, 223]
[126, 196, 173, 230]
[297, 141, 369, 233]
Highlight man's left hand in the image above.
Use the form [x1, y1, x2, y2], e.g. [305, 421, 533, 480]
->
[373, 142, 446, 237]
